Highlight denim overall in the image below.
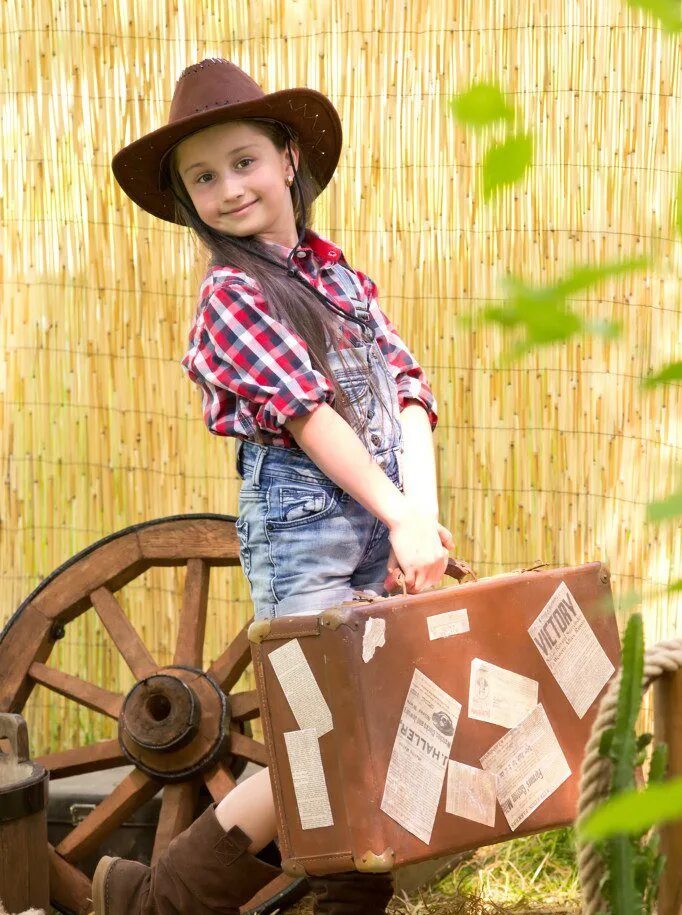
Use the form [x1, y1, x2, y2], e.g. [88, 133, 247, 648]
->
[234, 295, 405, 621]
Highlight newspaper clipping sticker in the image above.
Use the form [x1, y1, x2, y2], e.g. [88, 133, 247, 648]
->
[362, 617, 386, 662]
[269, 639, 334, 737]
[480, 704, 571, 830]
[468, 658, 539, 729]
[380, 668, 462, 844]
[426, 608, 470, 641]
[284, 728, 334, 830]
[528, 581, 615, 718]
[446, 760, 497, 827]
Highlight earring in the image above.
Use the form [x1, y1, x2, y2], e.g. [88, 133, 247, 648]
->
[285, 175, 294, 187]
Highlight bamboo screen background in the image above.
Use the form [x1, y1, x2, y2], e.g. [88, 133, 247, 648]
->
[1, 0, 681, 755]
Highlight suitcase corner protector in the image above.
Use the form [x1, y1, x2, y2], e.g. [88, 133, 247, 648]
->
[248, 620, 272, 643]
[318, 607, 359, 631]
[353, 848, 396, 872]
[281, 857, 307, 877]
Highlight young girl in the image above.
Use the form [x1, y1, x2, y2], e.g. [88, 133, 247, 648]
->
[102, 57, 455, 915]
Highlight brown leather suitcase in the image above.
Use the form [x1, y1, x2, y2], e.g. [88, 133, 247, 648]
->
[248, 560, 620, 876]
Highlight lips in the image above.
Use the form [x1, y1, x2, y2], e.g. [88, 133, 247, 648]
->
[227, 201, 255, 215]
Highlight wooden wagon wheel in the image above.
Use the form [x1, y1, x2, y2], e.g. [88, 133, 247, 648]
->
[0, 513, 308, 915]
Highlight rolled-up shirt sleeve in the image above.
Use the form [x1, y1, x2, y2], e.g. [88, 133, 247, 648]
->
[182, 279, 335, 435]
[364, 280, 439, 431]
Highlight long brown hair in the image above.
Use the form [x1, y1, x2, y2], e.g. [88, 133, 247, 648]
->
[165, 117, 392, 447]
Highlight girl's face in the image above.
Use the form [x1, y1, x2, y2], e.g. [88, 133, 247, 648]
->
[173, 120, 300, 247]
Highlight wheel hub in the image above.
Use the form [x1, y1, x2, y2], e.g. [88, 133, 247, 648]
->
[119, 666, 230, 780]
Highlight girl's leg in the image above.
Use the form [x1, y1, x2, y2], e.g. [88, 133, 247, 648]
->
[91, 768, 280, 915]
[214, 764, 278, 851]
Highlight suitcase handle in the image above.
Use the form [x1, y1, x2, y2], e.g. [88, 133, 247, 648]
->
[390, 555, 477, 596]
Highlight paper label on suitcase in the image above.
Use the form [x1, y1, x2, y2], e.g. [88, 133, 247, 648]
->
[480, 704, 571, 830]
[528, 580, 615, 718]
[362, 617, 386, 662]
[284, 729, 334, 829]
[269, 639, 333, 737]
[446, 760, 497, 827]
[468, 658, 539, 729]
[426, 608, 470, 641]
[380, 668, 462, 844]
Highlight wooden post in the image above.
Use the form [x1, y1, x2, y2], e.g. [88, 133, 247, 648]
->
[654, 668, 682, 915]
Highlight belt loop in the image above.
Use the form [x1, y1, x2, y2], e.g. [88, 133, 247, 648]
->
[251, 444, 267, 488]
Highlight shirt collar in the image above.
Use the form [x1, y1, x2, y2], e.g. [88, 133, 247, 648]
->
[260, 227, 346, 268]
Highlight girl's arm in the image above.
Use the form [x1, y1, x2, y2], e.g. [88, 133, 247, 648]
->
[398, 401, 439, 518]
[285, 403, 410, 529]
[287, 402, 452, 593]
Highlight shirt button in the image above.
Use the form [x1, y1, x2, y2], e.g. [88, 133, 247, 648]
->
[371, 433, 381, 445]
[367, 408, 375, 419]
[296, 250, 307, 259]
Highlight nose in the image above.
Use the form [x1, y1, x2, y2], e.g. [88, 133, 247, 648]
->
[221, 174, 245, 203]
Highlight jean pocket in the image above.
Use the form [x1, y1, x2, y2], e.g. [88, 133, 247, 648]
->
[266, 483, 339, 529]
[235, 516, 252, 577]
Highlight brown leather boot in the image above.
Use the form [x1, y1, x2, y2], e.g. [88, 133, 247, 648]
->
[90, 802, 281, 915]
[307, 871, 394, 915]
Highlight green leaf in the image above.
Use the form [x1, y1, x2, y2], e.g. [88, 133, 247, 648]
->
[626, 0, 682, 33]
[552, 256, 652, 298]
[448, 82, 515, 128]
[646, 490, 682, 522]
[641, 360, 682, 388]
[481, 133, 533, 201]
[669, 579, 682, 593]
[578, 776, 682, 840]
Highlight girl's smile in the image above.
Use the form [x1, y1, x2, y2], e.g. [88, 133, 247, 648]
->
[225, 199, 257, 216]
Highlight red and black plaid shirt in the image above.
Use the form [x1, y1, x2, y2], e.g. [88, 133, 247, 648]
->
[180, 227, 438, 449]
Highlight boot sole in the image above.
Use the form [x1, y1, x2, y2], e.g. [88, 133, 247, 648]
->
[91, 855, 119, 915]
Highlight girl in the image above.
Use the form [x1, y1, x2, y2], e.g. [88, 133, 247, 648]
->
[102, 57, 455, 915]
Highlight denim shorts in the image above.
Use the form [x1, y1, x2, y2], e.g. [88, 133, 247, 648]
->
[235, 440, 404, 621]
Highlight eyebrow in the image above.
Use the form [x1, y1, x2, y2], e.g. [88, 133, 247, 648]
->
[181, 144, 256, 176]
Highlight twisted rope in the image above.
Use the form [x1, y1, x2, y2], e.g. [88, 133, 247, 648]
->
[576, 638, 682, 914]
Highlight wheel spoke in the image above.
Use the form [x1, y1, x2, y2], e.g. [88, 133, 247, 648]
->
[56, 768, 161, 862]
[91, 586, 157, 679]
[248, 873, 301, 912]
[207, 620, 252, 692]
[48, 844, 93, 915]
[229, 728, 268, 767]
[173, 558, 210, 667]
[29, 662, 124, 719]
[151, 780, 200, 865]
[203, 761, 237, 802]
[230, 689, 260, 721]
[36, 739, 126, 778]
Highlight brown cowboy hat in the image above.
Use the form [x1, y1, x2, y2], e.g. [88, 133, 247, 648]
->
[111, 57, 343, 224]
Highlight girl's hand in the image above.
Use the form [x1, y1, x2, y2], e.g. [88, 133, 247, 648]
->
[383, 517, 456, 594]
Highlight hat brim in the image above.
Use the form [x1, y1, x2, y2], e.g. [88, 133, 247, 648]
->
[111, 87, 342, 224]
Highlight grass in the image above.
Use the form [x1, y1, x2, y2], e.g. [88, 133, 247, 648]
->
[289, 828, 581, 915]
